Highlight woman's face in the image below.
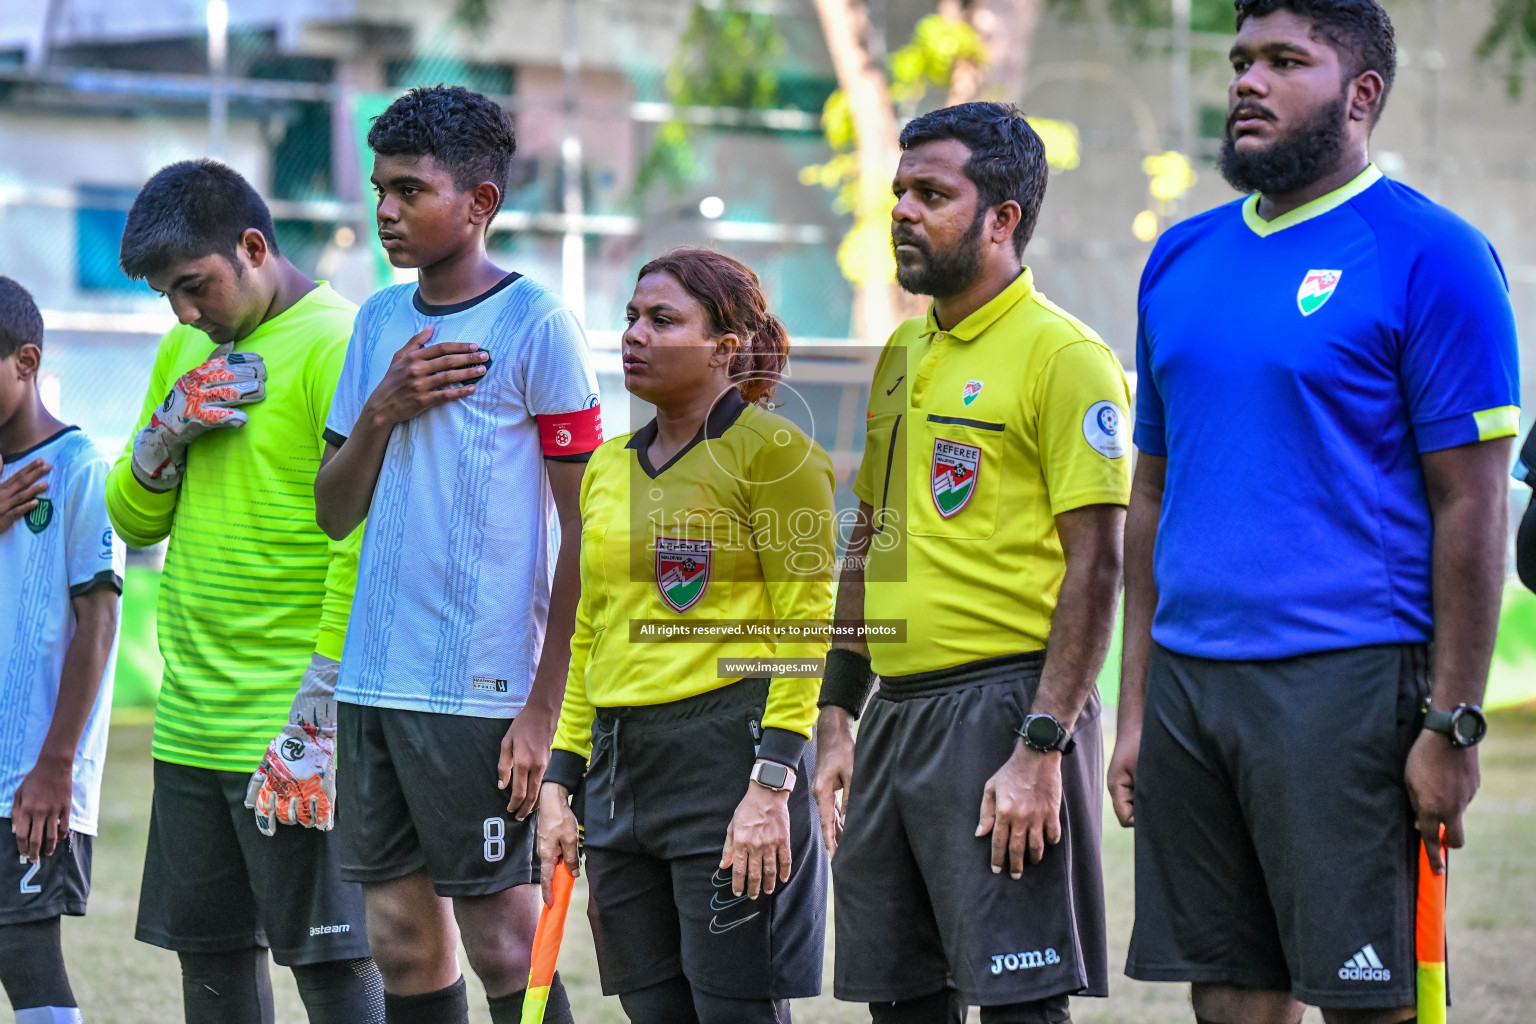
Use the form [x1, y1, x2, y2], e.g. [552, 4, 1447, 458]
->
[622, 272, 737, 407]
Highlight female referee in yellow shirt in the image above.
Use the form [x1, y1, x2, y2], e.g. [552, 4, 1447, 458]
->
[537, 249, 836, 1024]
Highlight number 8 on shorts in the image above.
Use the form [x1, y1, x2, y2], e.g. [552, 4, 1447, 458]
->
[484, 817, 505, 863]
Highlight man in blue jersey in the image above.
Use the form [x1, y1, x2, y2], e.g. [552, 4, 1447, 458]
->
[314, 86, 596, 1024]
[1109, 1, 1519, 1022]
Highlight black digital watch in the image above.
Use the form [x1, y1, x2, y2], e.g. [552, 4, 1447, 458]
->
[1017, 713, 1076, 755]
[1421, 701, 1488, 749]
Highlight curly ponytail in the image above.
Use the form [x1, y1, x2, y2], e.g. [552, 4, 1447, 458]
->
[635, 247, 790, 405]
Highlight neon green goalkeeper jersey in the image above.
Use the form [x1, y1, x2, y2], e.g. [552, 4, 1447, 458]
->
[105, 283, 361, 772]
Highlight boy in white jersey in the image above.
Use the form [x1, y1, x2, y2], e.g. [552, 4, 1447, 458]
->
[0, 277, 124, 1023]
[315, 86, 598, 1024]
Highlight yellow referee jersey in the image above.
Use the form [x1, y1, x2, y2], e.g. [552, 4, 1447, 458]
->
[854, 268, 1132, 677]
[552, 391, 837, 767]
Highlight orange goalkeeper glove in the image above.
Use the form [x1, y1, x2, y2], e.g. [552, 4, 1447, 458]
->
[245, 654, 338, 835]
[132, 343, 265, 491]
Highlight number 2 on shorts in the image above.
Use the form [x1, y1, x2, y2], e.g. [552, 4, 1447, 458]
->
[483, 817, 506, 862]
[18, 855, 41, 894]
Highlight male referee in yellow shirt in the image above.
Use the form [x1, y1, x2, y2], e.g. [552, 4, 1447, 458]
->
[812, 103, 1130, 1024]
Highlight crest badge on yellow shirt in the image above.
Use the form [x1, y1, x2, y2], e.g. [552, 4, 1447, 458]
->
[931, 439, 981, 518]
[656, 536, 711, 613]
[962, 380, 984, 406]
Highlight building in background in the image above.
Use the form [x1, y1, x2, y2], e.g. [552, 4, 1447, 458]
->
[0, 0, 848, 453]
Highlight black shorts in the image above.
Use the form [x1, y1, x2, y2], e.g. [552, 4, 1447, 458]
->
[832, 653, 1108, 1006]
[135, 760, 370, 965]
[336, 703, 537, 897]
[0, 823, 90, 925]
[1126, 643, 1429, 1009]
[578, 679, 826, 1001]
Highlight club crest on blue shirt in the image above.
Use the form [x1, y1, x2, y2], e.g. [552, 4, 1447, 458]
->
[962, 380, 984, 406]
[656, 536, 711, 613]
[1297, 269, 1343, 316]
[24, 497, 53, 534]
[931, 439, 981, 518]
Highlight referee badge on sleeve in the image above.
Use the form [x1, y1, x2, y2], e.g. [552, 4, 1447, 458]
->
[931, 440, 981, 518]
[656, 537, 711, 613]
[1082, 402, 1127, 459]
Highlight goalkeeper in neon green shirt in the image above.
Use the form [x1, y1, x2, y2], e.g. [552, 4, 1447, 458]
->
[105, 161, 383, 1024]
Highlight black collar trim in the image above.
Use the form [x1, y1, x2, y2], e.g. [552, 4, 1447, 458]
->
[412, 271, 522, 316]
[626, 389, 749, 479]
[4, 426, 78, 464]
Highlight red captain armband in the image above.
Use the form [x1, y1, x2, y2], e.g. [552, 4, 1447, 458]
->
[538, 403, 604, 459]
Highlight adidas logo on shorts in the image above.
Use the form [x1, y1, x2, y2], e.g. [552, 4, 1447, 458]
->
[1338, 944, 1391, 982]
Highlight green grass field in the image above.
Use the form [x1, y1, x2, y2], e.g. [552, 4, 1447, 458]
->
[41, 712, 1536, 1023]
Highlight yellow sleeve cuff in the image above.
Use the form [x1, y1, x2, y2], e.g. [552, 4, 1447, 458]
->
[1474, 405, 1520, 442]
[315, 625, 346, 662]
[104, 460, 178, 547]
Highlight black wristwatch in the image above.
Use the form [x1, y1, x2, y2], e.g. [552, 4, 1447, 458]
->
[1018, 713, 1075, 755]
[1421, 701, 1488, 748]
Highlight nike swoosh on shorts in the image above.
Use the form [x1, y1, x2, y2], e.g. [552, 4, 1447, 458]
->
[708, 911, 762, 934]
[710, 891, 750, 911]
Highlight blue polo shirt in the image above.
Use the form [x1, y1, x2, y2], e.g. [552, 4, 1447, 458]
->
[1136, 165, 1520, 660]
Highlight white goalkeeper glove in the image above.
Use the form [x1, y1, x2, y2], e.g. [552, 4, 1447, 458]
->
[245, 654, 338, 836]
[132, 343, 266, 492]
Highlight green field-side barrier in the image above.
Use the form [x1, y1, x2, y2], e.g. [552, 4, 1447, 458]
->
[1489, 584, 1536, 708]
[113, 567, 1536, 710]
[117, 565, 164, 708]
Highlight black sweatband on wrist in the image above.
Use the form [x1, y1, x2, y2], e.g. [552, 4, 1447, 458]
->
[757, 726, 807, 769]
[543, 749, 588, 794]
[818, 647, 878, 720]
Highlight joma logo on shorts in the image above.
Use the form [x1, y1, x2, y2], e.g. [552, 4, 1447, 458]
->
[309, 924, 351, 936]
[989, 948, 1061, 974]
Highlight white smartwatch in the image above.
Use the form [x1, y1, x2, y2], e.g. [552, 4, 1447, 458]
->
[750, 760, 797, 793]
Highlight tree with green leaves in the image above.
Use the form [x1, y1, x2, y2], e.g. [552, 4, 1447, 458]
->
[633, 3, 787, 197]
[808, 0, 1103, 340]
[807, 1, 988, 341]
[1478, 0, 1536, 94]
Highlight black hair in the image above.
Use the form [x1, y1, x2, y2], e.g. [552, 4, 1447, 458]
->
[119, 160, 279, 281]
[0, 276, 44, 359]
[1235, 0, 1396, 104]
[898, 102, 1048, 257]
[367, 85, 517, 210]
